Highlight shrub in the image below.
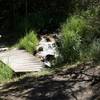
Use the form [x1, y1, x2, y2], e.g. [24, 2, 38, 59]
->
[82, 6, 100, 38]
[0, 62, 13, 82]
[90, 40, 100, 62]
[60, 30, 81, 63]
[80, 44, 92, 62]
[18, 31, 39, 53]
[80, 39, 100, 63]
[59, 15, 86, 63]
[63, 16, 86, 34]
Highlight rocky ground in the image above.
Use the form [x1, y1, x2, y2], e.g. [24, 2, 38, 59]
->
[0, 62, 100, 100]
[35, 34, 59, 67]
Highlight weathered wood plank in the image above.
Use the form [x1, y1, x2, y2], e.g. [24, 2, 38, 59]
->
[0, 48, 44, 72]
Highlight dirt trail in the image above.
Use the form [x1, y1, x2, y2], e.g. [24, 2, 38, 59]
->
[0, 62, 100, 100]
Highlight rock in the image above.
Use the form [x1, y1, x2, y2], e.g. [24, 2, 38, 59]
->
[35, 34, 59, 67]
[44, 61, 51, 67]
[0, 47, 8, 52]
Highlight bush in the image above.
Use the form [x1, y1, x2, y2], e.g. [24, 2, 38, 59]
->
[0, 62, 13, 82]
[90, 40, 100, 62]
[59, 15, 86, 63]
[18, 31, 39, 53]
[80, 6, 100, 45]
[63, 16, 86, 34]
[80, 39, 100, 62]
[60, 30, 81, 63]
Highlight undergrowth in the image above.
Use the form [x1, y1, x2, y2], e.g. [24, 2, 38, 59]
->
[0, 61, 14, 83]
[18, 31, 39, 53]
[59, 5, 100, 64]
[59, 15, 86, 63]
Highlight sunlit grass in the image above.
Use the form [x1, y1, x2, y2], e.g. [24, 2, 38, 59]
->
[59, 15, 86, 63]
[0, 61, 14, 83]
[18, 31, 39, 53]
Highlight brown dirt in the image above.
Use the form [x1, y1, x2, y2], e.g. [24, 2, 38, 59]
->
[0, 62, 100, 100]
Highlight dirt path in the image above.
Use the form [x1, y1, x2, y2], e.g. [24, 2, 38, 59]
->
[0, 62, 100, 100]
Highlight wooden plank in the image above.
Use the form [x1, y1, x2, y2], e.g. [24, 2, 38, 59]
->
[0, 48, 44, 72]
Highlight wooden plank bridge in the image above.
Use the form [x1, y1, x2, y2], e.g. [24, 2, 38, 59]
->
[0, 48, 44, 72]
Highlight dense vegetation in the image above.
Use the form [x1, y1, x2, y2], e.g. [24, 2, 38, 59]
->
[0, 0, 100, 82]
[0, 61, 14, 83]
[18, 31, 39, 53]
[0, 0, 99, 34]
[60, 15, 86, 63]
[59, 5, 100, 63]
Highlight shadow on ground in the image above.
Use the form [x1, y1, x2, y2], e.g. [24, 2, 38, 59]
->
[0, 63, 100, 100]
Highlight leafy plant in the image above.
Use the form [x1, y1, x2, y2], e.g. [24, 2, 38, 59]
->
[0, 61, 13, 82]
[63, 16, 86, 34]
[18, 31, 39, 53]
[59, 15, 86, 63]
[60, 31, 81, 63]
[90, 40, 100, 62]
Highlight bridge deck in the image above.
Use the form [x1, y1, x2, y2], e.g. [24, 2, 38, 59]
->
[0, 48, 44, 72]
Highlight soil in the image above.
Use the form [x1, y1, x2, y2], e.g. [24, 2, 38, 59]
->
[0, 62, 100, 100]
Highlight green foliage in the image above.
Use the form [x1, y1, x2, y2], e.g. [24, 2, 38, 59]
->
[0, 62, 13, 82]
[80, 40, 100, 62]
[80, 44, 92, 62]
[60, 31, 81, 63]
[80, 6, 100, 45]
[62, 16, 86, 34]
[80, 6, 100, 62]
[59, 5, 100, 64]
[59, 16, 86, 63]
[90, 40, 100, 62]
[18, 31, 39, 53]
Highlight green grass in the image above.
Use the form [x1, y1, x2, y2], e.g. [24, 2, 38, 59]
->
[59, 6, 100, 64]
[4, 69, 54, 84]
[89, 40, 100, 62]
[59, 15, 86, 63]
[18, 31, 39, 53]
[62, 16, 86, 34]
[0, 61, 14, 83]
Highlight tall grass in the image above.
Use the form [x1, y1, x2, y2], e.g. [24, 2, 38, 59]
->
[59, 15, 86, 63]
[59, 6, 100, 64]
[80, 39, 100, 63]
[60, 30, 81, 63]
[62, 16, 86, 34]
[18, 31, 39, 53]
[90, 40, 100, 62]
[0, 61, 13, 82]
[79, 6, 100, 62]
